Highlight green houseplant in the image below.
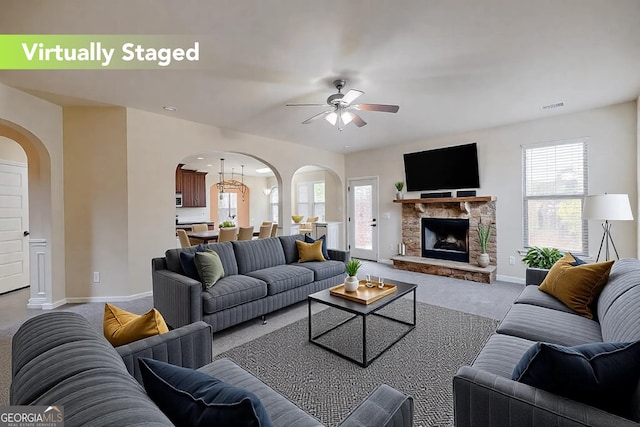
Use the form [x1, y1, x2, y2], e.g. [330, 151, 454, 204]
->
[522, 246, 563, 269]
[477, 223, 492, 267]
[344, 258, 362, 292]
[394, 182, 405, 200]
[219, 220, 235, 228]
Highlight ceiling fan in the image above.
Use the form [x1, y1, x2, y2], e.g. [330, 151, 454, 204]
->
[286, 79, 399, 131]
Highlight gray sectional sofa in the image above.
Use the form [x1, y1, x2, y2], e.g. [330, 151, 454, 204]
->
[152, 235, 349, 332]
[11, 311, 414, 427]
[453, 257, 640, 426]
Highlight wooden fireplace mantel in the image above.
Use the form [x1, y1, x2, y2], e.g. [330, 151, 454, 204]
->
[393, 196, 496, 213]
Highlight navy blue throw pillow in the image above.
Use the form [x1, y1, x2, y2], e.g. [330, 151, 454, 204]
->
[568, 253, 587, 266]
[179, 246, 206, 281]
[138, 358, 273, 427]
[305, 234, 330, 260]
[512, 340, 640, 417]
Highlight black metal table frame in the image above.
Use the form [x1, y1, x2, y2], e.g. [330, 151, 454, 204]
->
[308, 284, 416, 367]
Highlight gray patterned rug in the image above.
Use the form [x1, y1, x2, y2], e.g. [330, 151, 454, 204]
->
[218, 299, 498, 427]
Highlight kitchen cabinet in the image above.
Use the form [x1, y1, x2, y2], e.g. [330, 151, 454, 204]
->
[176, 165, 207, 208]
[175, 165, 183, 193]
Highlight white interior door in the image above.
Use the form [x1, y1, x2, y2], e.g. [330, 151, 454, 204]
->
[347, 177, 378, 261]
[0, 161, 29, 294]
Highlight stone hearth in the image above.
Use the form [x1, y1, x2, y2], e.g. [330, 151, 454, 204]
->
[392, 196, 497, 283]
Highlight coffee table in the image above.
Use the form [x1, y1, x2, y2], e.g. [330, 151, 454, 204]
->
[308, 280, 416, 367]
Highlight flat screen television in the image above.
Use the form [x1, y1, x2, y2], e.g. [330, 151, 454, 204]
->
[403, 143, 480, 192]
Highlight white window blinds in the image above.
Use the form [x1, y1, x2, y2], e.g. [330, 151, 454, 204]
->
[522, 140, 588, 253]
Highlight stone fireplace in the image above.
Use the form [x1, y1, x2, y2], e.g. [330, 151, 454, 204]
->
[392, 196, 497, 283]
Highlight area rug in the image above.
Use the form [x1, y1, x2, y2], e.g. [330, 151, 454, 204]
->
[218, 299, 498, 427]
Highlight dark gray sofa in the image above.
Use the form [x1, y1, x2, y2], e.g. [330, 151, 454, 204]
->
[11, 311, 414, 427]
[152, 235, 349, 332]
[454, 257, 640, 427]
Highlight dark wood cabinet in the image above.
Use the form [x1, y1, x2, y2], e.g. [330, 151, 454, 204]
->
[175, 165, 183, 193]
[176, 166, 207, 207]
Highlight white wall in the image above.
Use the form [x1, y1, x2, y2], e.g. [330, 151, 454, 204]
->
[346, 101, 638, 281]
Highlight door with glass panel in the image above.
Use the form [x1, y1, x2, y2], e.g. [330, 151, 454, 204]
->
[347, 177, 378, 261]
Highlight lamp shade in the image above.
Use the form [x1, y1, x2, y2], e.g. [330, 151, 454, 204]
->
[583, 194, 633, 221]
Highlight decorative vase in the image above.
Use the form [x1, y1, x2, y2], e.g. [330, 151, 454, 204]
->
[478, 253, 490, 268]
[396, 191, 404, 200]
[344, 276, 359, 292]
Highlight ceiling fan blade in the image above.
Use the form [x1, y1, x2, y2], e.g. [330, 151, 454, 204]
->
[301, 111, 331, 124]
[350, 112, 367, 127]
[286, 103, 327, 107]
[354, 103, 400, 113]
[341, 89, 364, 105]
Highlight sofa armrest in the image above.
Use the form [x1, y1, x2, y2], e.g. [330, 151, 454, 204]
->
[525, 267, 549, 286]
[338, 384, 413, 427]
[152, 258, 203, 329]
[117, 321, 213, 385]
[453, 366, 637, 427]
[328, 249, 350, 263]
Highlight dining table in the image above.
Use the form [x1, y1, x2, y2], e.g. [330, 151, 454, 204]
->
[186, 229, 259, 244]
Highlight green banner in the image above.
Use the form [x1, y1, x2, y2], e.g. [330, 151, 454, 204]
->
[0, 35, 202, 69]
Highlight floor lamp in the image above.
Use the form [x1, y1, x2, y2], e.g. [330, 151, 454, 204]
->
[583, 194, 633, 261]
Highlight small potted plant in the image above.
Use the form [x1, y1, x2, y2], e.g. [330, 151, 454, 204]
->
[344, 258, 362, 292]
[477, 223, 492, 267]
[522, 246, 563, 286]
[394, 182, 405, 200]
[219, 220, 235, 228]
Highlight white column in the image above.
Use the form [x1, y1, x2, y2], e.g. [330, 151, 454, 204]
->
[27, 238, 52, 309]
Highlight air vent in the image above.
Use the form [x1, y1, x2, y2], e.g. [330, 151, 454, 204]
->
[541, 102, 564, 110]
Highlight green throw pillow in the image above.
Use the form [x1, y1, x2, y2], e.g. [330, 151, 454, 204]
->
[195, 250, 225, 288]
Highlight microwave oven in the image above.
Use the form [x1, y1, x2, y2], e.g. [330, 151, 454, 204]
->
[176, 193, 183, 207]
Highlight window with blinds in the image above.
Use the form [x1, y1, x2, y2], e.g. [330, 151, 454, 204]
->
[522, 139, 588, 254]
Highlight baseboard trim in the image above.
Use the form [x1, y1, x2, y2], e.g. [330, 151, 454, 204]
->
[65, 291, 153, 304]
[496, 274, 525, 285]
[38, 298, 68, 310]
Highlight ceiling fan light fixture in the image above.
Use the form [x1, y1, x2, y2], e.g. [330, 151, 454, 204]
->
[325, 111, 338, 125]
[341, 111, 354, 125]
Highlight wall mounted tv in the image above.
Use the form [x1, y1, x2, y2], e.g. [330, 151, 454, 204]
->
[403, 143, 480, 192]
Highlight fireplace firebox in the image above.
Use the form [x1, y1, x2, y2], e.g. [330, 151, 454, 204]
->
[422, 218, 469, 262]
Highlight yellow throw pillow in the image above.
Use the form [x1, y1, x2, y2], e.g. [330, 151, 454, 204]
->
[103, 303, 169, 347]
[295, 240, 326, 263]
[538, 253, 614, 319]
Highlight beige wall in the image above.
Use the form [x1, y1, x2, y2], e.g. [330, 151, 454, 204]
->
[346, 101, 638, 281]
[0, 136, 27, 162]
[63, 107, 129, 298]
[0, 83, 65, 304]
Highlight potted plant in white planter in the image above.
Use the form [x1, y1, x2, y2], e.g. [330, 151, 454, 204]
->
[394, 182, 405, 200]
[477, 223, 492, 267]
[344, 258, 362, 292]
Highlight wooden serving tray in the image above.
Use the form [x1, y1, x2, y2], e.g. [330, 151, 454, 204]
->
[329, 280, 397, 304]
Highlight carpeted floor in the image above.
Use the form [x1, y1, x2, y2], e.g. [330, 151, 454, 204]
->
[218, 299, 498, 427]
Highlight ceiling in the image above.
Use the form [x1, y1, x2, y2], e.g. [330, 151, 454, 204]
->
[1, 0, 640, 153]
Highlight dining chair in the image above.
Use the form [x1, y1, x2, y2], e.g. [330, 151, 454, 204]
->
[218, 227, 238, 242]
[270, 223, 278, 237]
[258, 224, 271, 239]
[176, 229, 191, 248]
[237, 226, 254, 241]
[191, 224, 209, 232]
[261, 221, 273, 227]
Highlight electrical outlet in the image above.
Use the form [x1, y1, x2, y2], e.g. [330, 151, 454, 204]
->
[93, 272, 100, 283]
[509, 256, 515, 265]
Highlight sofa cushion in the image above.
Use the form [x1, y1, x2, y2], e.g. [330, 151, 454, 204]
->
[201, 275, 267, 314]
[139, 358, 273, 427]
[497, 303, 602, 346]
[512, 340, 640, 419]
[278, 234, 305, 264]
[295, 240, 325, 262]
[539, 253, 614, 319]
[305, 234, 330, 259]
[472, 333, 537, 379]
[103, 303, 169, 347]
[232, 238, 287, 275]
[246, 265, 314, 296]
[297, 260, 346, 282]
[166, 242, 238, 277]
[195, 250, 225, 288]
[597, 258, 640, 342]
[514, 285, 577, 314]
